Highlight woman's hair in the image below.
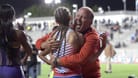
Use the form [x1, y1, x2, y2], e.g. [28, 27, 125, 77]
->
[53, 6, 71, 40]
[0, 4, 17, 60]
[52, 25, 58, 31]
[53, 7, 71, 57]
[54, 6, 71, 26]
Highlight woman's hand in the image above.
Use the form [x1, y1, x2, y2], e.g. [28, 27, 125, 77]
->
[41, 37, 61, 53]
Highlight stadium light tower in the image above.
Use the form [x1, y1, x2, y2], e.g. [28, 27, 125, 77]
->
[44, 0, 61, 4]
[107, 6, 111, 12]
[44, 0, 53, 4]
[122, 0, 126, 11]
[136, 0, 138, 11]
[83, 0, 86, 6]
[24, 12, 32, 18]
[98, 7, 104, 14]
[72, 4, 78, 24]
[55, 0, 61, 4]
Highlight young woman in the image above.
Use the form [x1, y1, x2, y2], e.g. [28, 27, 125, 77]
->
[38, 6, 84, 78]
[0, 4, 32, 78]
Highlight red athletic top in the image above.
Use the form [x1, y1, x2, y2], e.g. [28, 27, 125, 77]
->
[35, 28, 101, 78]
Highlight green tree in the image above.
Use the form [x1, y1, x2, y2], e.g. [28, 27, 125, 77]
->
[23, 3, 72, 17]
[92, 5, 98, 12]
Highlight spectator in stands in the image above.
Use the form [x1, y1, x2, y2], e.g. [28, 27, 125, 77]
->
[131, 29, 138, 42]
[104, 40, 116, 73]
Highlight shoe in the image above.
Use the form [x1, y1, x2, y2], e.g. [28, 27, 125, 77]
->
[104, 70, 112, 73]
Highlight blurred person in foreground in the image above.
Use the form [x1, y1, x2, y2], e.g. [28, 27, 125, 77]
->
[28, 44, 38, 78]
[0, 4, 32, 78]
[36, 7, 107, 78]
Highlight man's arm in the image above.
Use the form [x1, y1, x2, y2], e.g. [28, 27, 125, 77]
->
[88, 33, 107, 62]
[57, 34, 99, 67]
[57, 33, 107, 67]
[35, 34, 50, 50]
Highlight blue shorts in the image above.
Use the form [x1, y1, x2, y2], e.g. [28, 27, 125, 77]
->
[0, 66, 24, 78]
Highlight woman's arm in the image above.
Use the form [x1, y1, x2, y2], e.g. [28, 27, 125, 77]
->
[35, 33, 60, 52]
[17, 30, 32, 64]
[38, 48, 53, 65]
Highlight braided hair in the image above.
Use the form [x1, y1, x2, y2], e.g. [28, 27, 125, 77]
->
[54, 6, 71, 26]
[53, 6, 71, 39]
[53, 6, 71, 57]
[0, 4, 17, 60]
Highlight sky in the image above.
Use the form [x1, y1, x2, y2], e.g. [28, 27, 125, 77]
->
[73, 0, 135, 11]
[0, 0, 40, 17]
[0, 0, 136, 16]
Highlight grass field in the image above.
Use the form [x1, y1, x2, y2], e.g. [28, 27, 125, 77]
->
[37, 64, 138, 78]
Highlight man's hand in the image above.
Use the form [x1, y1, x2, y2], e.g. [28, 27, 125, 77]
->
[88, 32, 107, 62]
[99, 32, 107, 51]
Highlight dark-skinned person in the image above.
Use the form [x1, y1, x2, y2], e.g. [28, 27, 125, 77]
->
[0, 4, 32, 78]
[38, 6, 84, 78]
[36, 7, 107, 78]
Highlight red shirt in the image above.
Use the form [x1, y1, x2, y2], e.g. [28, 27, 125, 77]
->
[35, 28, 101, 78]
[59, 28, 101, 78]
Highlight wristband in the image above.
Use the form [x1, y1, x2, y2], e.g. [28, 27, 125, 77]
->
[53, 58, 59, 67]
[100, 38, 102, 48]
